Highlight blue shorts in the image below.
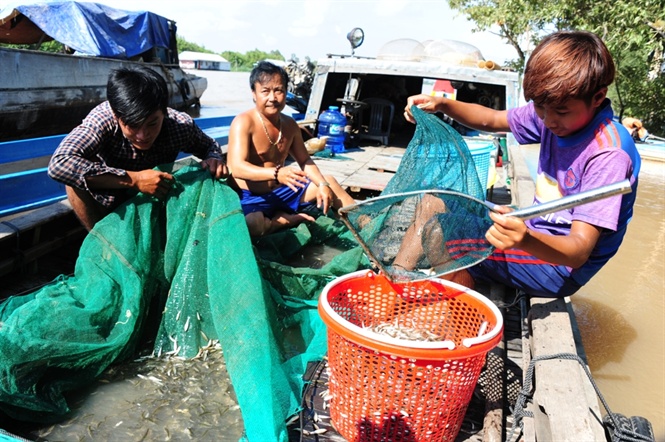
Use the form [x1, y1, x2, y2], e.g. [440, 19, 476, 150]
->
[239, 184, 313, 218]
[468, 249, 581, 298]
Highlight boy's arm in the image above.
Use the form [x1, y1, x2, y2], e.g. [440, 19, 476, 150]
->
[486, 211, 602, 268]
[404, 94, 510, 132]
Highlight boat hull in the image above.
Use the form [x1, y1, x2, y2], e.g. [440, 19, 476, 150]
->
[0, 47, 207, 141]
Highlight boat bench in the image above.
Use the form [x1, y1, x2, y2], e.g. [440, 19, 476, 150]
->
[0, 200, 85, 278]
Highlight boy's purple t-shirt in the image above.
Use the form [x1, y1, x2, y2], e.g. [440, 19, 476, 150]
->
[506, 99, 640, 286]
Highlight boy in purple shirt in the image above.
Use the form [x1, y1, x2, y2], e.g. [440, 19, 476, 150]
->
[402, 30, 640, 297]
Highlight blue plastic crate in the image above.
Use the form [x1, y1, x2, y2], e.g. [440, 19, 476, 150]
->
[465, 138, 496, 188]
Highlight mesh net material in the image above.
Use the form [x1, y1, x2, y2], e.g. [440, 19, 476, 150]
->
[341, 105, 491, 282]
[383, 106, 484, 198]
[342, 190, 495, 281]
[0, 159, 370, 441]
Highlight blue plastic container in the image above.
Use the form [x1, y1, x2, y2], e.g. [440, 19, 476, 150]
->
[317, 106, 347, 153]
[464, 137, 497, 189]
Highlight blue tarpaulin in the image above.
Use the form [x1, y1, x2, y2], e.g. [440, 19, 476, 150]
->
[0, 2, 171, 58]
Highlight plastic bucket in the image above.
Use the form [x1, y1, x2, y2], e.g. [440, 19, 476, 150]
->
[318, 106, 347, 153]
[318, 270, 503, 441]
[465, 138, 496, 189]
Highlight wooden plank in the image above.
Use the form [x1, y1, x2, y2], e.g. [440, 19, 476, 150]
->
[312, 146, 399, 193]
[341, 169, 393, 191]
[528, 297, 605, 441]
[366, 153, 402, 173]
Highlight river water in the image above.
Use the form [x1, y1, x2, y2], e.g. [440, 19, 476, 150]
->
[573, 158, 664, 438]
[194, 70, 665, 437]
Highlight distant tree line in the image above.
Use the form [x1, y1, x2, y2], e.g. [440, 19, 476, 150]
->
[176, 37, 285, 72]
[1, 41, 67, 52]
[4, 37, 286, 73]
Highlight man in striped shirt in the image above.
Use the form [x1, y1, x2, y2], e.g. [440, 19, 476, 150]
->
[48, 66, 229, 230]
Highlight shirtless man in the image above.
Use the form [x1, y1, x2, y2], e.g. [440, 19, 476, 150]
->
[227, 61, 355, 236]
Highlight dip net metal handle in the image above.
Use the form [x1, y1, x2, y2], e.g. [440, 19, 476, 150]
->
[487, 179, 632, 220]
[339, 180, 632, 283]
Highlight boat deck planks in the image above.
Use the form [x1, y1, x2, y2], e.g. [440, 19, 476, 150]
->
[310, 146, 404, 192]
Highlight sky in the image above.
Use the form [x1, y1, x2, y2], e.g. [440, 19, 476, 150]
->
[81, 0, 517, 65]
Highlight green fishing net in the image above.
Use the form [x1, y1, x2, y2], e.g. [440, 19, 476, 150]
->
[0, 159, 369, 441]
[341, 105, 491, 281]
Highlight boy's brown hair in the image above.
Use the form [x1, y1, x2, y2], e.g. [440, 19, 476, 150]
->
[523, 31, 615, 106]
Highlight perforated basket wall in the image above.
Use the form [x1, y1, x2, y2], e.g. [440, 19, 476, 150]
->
[466, 138, 496, 189]
[318, 270, 503, 441]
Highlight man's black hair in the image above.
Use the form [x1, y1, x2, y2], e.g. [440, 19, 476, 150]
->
[107, 66, 169, 126]
[249, 61, 289, 91]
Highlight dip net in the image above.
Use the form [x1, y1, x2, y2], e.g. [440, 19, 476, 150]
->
[341, 105, 489, 281]
[0, 159, 370, 441]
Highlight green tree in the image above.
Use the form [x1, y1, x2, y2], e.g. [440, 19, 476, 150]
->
[220, 49, 285, 72]
[1, 40, 67, 53]
[176, 36, 216, 54]
[448, 0, 665, 136]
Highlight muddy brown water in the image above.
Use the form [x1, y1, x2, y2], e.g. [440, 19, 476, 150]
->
[572, 159, 664, 438]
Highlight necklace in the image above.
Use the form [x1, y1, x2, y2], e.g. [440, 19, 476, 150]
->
[256, 111, 283, 147]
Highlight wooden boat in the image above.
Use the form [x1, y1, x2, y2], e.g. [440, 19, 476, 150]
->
[0, 136, 616, 441]
[0, 2, 207, 142]
[637, 137, 665, 162]
[0, 41, 654, 439]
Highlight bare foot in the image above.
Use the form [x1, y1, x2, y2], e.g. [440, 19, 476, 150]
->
[357, 214, 372, 229]
[272, 210, 316, 230]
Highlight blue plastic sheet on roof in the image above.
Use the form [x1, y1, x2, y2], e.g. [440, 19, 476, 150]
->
[1, 2, 171, 58]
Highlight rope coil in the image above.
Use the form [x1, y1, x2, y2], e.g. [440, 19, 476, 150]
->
[507, 352, 654, 442]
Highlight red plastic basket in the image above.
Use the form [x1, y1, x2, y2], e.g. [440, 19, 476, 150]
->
[318, 270, 503, 441]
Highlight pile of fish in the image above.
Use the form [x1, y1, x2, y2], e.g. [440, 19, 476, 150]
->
[22, 341, 244, 441]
